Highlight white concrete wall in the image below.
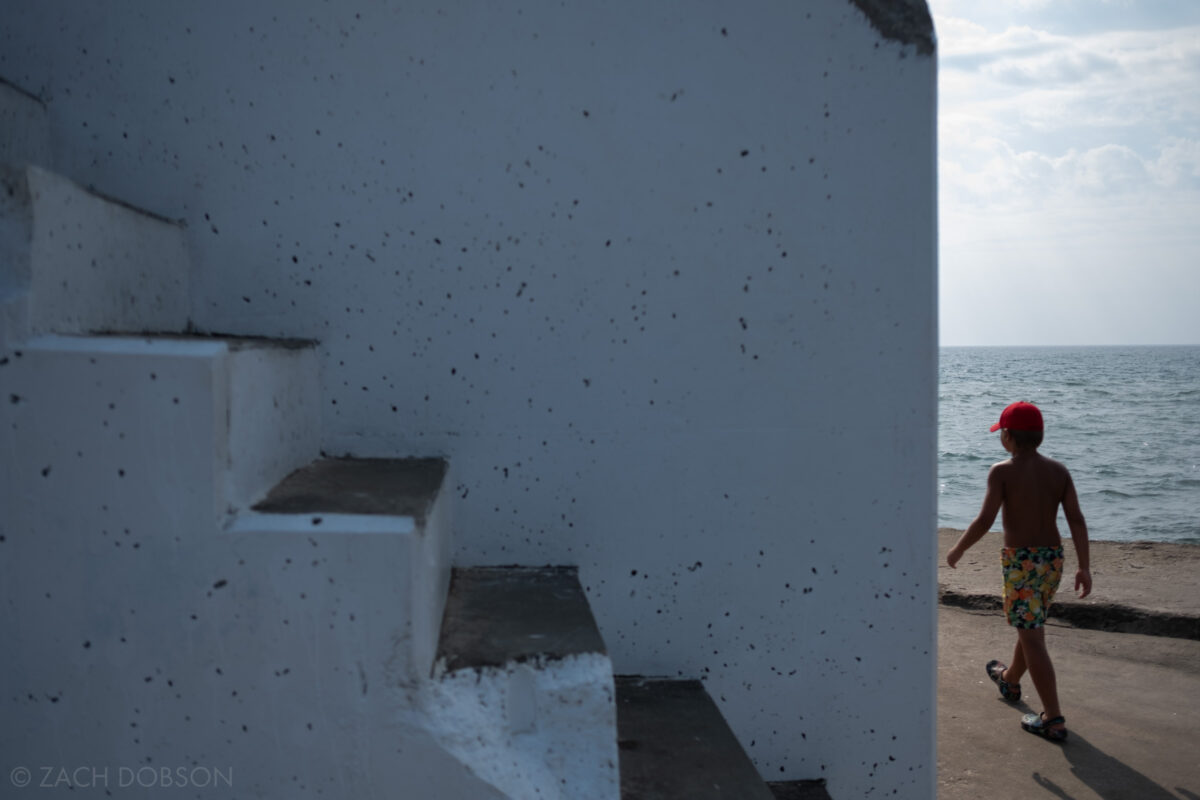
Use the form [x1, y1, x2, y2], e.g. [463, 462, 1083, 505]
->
[221, 341, 321, 515]
[0, 165, 190, 345]
[0, 78, 50, 168]
[1, 1, 936, 796]
[0, 343, 501, 798]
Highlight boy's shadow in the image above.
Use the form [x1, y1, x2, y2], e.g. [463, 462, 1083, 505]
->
[1022, 729, 1186, 800]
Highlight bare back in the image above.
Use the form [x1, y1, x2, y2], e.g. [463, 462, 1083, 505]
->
[948, 431, 1090, 597]
[995, 452, 1074, 548]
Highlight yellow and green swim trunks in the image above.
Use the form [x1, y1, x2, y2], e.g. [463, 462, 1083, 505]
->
[1001, 546, 1064, 629]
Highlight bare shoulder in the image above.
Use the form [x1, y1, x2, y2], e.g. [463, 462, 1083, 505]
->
[989, 459, 1014, 476]
[1039, 454, 1073, 478]
[1037, 454, 1075, 499]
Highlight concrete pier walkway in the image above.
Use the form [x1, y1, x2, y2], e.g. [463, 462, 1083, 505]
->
[936, 529, 1200, 799]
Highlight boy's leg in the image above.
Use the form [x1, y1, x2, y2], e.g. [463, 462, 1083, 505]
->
[1004, 636, 1027, 686]
[1014, 627, 1064, 730]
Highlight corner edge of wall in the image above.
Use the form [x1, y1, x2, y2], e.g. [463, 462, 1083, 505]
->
[846, 0, 936, 57]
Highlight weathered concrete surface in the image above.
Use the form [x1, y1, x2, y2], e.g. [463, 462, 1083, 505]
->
[427, 566, 618, 800]
[938, 605, 1200, 800]
[436, 566, 607, 673]
[423, 653, 620, 800]
[616, 677, 774, 800]
[766, 780, 834, 800]
[848, 0, 935, 56]
[938, 529, 1200, 798]
[4, 2, 939, 791]
[937, 528, 1200, 640]
[253, 457, 447, 520]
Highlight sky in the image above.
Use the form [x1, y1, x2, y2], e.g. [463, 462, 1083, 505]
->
[930, 0, 1200, 345]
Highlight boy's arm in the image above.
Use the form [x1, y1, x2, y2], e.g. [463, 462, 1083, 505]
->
[1062, 471, 1091, 598]
[947, 464, 1003, 568]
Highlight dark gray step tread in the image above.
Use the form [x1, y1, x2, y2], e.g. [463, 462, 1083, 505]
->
[252, 457, 447, 520]
[435, 566, 606, 673]
[616, 676, 775, 800]
[766, 781, 833, 800]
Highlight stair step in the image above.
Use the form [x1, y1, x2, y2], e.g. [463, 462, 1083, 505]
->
[615, 676, 774, 800]
[252, 456, 447, 521]
[18, 333, 320, 520]
[766, 781, 833, 800]
[435, 566, 607, 673]
[232, 456, 453, 683]
[425, 565, 619, 799]
[0, 164, 189, 344]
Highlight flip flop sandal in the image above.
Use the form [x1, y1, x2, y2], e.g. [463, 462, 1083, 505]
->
[1022, 712, 1068, 742]
[985, 659, 1021, 702]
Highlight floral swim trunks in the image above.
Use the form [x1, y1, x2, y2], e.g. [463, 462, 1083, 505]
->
[1002, 546, 1064, 629]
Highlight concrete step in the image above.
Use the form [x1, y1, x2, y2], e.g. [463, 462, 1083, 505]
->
[228, 456, 453, 687]
[0, 163, 189, 346]
[1, 348, 501, 798]
[424, 566, 620, 800]
[615, 676, 775, 800]
[436, 565, 608, 672]
[0, 78, 50, 169]
[13, 333, 319, 523]
[251, 456, 448, 520]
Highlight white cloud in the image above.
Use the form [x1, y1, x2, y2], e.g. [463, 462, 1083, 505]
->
[988, 48, 1121, 86]
[936, 15, 1200, 207]
[942, 138, 1199, 212]
[940, 24, 1200, 125]
[1151, 137, 1200, 186]
[931, 6, 1200, 344]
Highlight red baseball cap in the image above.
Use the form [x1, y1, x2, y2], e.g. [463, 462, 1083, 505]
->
[990, 401, 1043, 432]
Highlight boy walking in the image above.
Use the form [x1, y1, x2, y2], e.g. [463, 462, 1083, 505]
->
[946, 401, 1092, 741]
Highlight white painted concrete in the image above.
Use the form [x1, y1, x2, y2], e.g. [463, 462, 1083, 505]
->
[0, 164, 34, 348]
[0, 78, 50, 168]
[0, 339, 495, 797]
[410, 461, 456, 682]
[0, 165, 189, 343]
[2, 1, 937, 796]
[220, 341, 321, 517]
[424, 654, 620, 800]
[16, 334, 320, 522]
[21, 333, 226, 357]
[227, 459, 454, 683]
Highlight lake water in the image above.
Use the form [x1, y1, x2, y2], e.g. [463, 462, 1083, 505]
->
[939, 346, 1200, 544]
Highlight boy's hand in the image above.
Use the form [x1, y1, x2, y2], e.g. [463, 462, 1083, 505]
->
[946, 546, 963, 569]
[1075, 568, 1092, 599]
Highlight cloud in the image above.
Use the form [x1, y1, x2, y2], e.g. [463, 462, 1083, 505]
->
[931, 0, 1200, 37]
[939, 24, 1062, 63]
[931, 4, 1200, 344]
[935, 16, 1200, 206]
[942, 136, 1200, 213]
[1151, 138, 1200, 187]
[988, 49, 1121, 86]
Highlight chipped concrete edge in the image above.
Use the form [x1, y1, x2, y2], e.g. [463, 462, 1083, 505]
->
[421, 652, 620, 800]
[848, 0, 935, 56]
